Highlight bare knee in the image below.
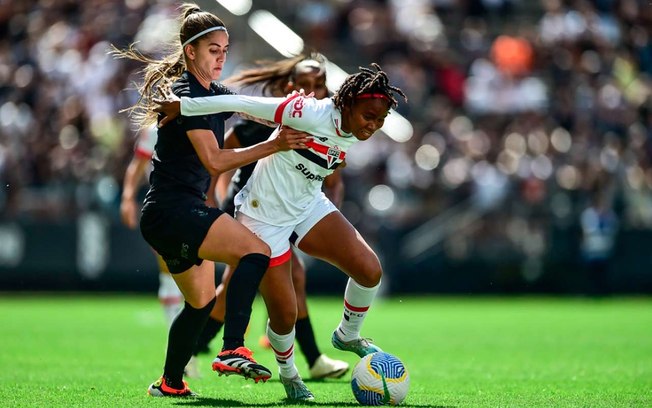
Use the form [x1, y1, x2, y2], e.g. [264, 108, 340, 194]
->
[351, 255, 382, 287]
[185, 291, 216, 309]
[246, 240, 271, 258]
[268, 308, 297, 335]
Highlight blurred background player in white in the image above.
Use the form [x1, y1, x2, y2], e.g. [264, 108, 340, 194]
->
[119, 124, 200, 378]
[191, 53, 349, 381]
[155, 63, 407, 401]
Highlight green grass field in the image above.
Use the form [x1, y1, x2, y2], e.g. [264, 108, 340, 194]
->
[1, 295, 650, 407]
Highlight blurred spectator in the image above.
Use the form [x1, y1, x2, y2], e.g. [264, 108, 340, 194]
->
[1, 0, 652, 290]
[580, 192, 619, 295]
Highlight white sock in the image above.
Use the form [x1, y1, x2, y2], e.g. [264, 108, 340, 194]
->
[158, 272, 183, 327]
[336, 278, 380, 342]
[266, 322, 298, 379]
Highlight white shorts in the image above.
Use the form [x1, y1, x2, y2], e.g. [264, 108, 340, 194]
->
[235, 193, 337, 266]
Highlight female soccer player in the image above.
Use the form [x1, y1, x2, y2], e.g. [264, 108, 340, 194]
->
[193, 53, 349, 381]
[156, 63, 407, 401]
[112, 3, 310, 397]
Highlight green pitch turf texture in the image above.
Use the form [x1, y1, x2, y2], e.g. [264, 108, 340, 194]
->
[0, 295, 650, 407]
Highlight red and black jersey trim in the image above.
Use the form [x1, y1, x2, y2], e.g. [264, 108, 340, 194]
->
[294, 140, 346, 170]
[294, 148, 343, 170]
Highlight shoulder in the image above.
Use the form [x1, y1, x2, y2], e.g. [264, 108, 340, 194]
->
[211, 82, 236, 96]
[172, 75, 191, 98]
[298, 97, 333, 117]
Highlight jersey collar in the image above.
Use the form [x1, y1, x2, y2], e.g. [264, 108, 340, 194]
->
[331, 108, 353, 138]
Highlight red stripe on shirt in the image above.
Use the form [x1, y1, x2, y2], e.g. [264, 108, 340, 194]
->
[134, 148, 152, 159]
[344, 300, 369, 313]
[305, 140, 346, 160]
[274, 94, 301, 124]
[269, 249, 292, 267]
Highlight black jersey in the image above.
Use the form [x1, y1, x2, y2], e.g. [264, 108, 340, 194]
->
[146, 71, 234, 204]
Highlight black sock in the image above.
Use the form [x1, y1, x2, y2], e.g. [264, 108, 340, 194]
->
[295, 316, 321, 367]
[194, 317, 224, 355]
[222, 253, 269, 351]
[163, 297, 216, 388]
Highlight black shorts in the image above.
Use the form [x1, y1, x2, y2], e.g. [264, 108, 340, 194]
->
[140, 197, 226, 273]
[220, 194, 236, 217]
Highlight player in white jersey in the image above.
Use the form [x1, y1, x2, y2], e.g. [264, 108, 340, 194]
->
[156, 63, 407, 401]
[193, 53, 350, 382]
[119, 124, 201, 378]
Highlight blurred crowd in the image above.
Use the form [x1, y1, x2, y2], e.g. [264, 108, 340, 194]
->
[1, 0, 651, 272]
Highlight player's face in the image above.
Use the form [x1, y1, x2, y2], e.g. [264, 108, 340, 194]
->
[341, 98, 390, 141]
[189, 31, 229, 82]
[290, 73, 328, 99]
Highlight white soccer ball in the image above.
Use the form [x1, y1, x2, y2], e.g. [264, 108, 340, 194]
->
[351, 352, 410, 406]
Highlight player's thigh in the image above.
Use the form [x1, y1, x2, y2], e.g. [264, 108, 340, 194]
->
[198, 214, 270, 266]
[259, 262, 297, 334]
[298, 211, 382, 286]
[171, 260, 216, 308]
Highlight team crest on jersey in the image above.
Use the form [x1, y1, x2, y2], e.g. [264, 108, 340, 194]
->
[327, 145, 342, 168]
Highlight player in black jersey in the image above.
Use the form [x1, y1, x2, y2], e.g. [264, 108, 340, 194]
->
[111, 3, 310, 398]
[191, 54, 350, 384]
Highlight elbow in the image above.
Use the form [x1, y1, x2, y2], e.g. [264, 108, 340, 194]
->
[207, 162, 230, 177]
[206, 165, 223, 178]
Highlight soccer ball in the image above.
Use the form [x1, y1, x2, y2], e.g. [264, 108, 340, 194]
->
[351, 352, 410, 406]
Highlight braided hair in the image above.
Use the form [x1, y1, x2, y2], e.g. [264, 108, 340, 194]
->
[332, 63, 407, 111]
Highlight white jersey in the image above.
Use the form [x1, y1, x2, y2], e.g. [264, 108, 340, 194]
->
[134, 125, 158, 159]
[182, 94, 359, 225]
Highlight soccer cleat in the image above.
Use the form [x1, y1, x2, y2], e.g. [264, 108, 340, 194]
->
[280, 373, 315, 402]
[331, 330, 382, 357]
[309, 354, 350, 379]
[147, 376, 197, 397]
[184, 355, 201, 379]
[212, 346, 272, 383]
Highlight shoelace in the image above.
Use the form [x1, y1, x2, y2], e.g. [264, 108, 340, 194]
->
[355, 337, 375, 347]
[235, 347, 253, 357]
[285, 378, 310, 395]
[220, 347, 254, 361]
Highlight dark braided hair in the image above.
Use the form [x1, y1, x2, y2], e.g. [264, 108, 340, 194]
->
[332, 63, 407, 111]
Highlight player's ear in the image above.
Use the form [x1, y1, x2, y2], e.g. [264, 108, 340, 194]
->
[184, 44, 195, 61]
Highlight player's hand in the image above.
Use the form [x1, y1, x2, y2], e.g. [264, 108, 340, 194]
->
[275, 126, 311, 151]
[286, 89, 315, 99]
[120, 198, 138, 229]
[153, 84, 181, 127]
